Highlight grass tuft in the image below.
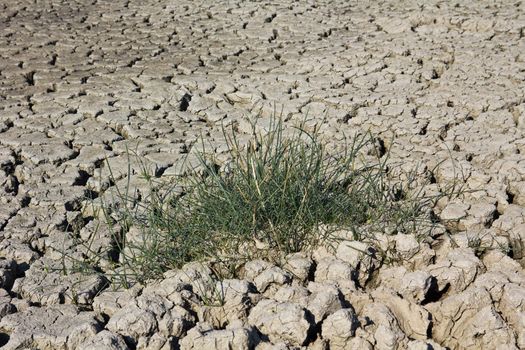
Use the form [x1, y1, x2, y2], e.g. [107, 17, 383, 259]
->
[72, 116, 463, 285]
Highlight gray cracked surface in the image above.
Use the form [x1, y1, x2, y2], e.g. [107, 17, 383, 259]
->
[1, 0, 525, 349]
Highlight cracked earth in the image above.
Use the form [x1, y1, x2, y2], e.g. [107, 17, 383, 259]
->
[1, 0, 525, 349]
